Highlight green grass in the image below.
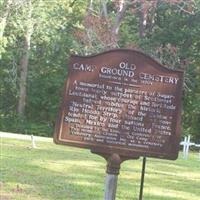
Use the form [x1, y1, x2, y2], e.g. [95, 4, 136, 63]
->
[0, 137, 199, 200]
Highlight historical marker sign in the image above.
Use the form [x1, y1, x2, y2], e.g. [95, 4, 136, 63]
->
[54, 49, 184, 160]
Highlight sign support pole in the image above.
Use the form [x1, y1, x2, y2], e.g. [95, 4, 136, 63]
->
[139, 157, 146, 200]
[104, 174, 118, 200]
[91, 149, 139, 200]
[104, 153, 121, 200]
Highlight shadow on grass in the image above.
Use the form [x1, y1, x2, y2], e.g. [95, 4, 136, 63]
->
[1, 156, 105, 199]
[117, 156, 200, 200]
[1, 141, 108, 199]
[143, 194, 190, 200]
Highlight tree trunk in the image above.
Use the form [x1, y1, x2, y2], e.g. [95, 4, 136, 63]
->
[17, 1, 33, 116]
[100, 0, 108, 18]
[87, 0, 93, 14]
[139, 1, 146, 39]
[17, 29, 32, 116]
[111, 0, 128, 48]
[0, 0, 12, 43]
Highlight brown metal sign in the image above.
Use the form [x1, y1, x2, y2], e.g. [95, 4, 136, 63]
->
[54, 49, 184, 160]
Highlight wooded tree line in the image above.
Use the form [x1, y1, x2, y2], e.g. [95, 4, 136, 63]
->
[0, 0, 200, 141]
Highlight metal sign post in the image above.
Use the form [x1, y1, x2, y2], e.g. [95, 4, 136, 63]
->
[104, 154, 121, 200]
[91, 150, 139, 200]
[104, 174, 118, 200]
[139, 157, 146, 200]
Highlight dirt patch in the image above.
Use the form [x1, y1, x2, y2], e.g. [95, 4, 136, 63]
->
[0, 182, 12, 200]
[0, 194, 12, 200]
[0, 182, 4, 190]
[12, 185, 24, 193]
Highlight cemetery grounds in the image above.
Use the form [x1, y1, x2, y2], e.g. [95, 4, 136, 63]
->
[0, 136, 199, 200]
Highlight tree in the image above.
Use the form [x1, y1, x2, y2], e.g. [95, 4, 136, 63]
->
[0, 0, 87, 135]
[17, 0, 34, 116]
[73, 0, 131, 54]
[0, 0, 12, 55]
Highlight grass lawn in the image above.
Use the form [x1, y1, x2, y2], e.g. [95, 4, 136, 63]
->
[0, 137, 199, 200]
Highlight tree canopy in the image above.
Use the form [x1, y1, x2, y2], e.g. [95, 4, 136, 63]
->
[0, 0, 199, 141]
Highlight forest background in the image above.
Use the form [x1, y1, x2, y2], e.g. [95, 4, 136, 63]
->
[0, 0, 200, 142]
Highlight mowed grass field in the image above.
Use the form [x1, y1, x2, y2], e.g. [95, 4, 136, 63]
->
[0, 137, 199, 200]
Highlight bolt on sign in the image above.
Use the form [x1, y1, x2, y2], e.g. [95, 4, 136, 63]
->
[54, 49, 184, 160]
